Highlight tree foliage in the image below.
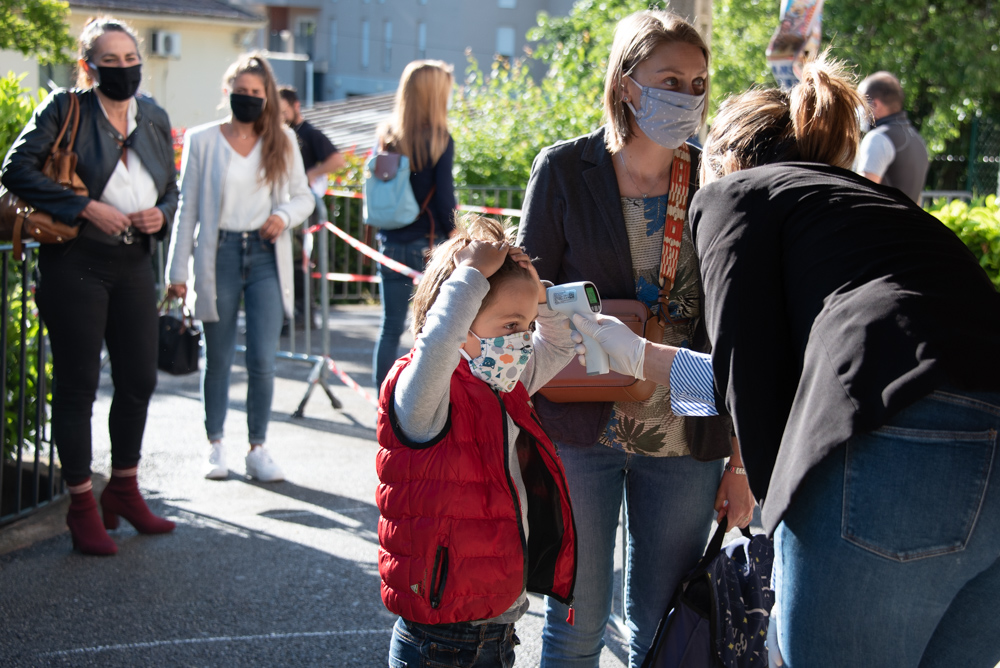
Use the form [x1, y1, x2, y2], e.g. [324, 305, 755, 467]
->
[452, 0, 999, 189]
[451, 0, 647, 191]
[821, 0, 1000, 154]
[709, 0, 1000, 155]
[0, 0, 74, 65]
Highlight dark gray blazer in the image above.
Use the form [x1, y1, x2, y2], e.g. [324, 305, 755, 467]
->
[515, 126, 731, 460]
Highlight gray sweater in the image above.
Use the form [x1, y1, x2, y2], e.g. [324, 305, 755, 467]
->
[393, 266, 576, 622]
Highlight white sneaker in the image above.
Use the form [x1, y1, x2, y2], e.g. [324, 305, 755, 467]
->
[245, 447, 284, 482]
[205, 441, 228, 480]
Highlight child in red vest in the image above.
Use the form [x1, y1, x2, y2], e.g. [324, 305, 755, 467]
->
[376, 214, 577, 667]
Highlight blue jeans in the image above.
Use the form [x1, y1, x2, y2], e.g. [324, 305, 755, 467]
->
[202, 230, 284, 444]
[388, 617, 517, 668]
[772, 387, 1000, 667]
[541, 445, 723, 668]
[373, 239, 427, 388]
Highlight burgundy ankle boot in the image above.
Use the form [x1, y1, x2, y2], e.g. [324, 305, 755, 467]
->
[67, 489, 118, 555]
[100, 475, 176, 534]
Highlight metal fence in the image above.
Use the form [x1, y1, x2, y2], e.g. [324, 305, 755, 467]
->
[927, 115, 1000, 197]
[0, 243, 62, 526]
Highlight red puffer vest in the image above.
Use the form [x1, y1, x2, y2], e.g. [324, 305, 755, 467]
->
[376, 353, 576, 625]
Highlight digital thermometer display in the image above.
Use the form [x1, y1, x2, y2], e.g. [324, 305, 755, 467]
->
[585, 285, 599, 307]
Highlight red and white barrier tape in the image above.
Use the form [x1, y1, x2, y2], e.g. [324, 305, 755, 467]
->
[324, 188, 523, 218]
[310, 272, 381, 283]
[323, 221, 423, 281]
[455, 204, 522, 217]
[326, 357, 378, 407]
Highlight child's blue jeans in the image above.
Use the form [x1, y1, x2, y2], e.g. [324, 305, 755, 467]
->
[388, 617, 517, 668]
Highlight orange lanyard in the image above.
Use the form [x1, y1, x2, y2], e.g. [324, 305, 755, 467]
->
[656, 144, 691, 323]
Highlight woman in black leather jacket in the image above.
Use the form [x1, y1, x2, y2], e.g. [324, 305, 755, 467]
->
[0, 17, 178, 555]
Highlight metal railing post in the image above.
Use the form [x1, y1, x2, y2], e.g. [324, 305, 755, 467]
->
[320, 213, 331, 359]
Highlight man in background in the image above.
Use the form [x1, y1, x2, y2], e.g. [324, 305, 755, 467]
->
[855, 71, 929, 202]
[278, 86, 347, 328]
[279, 86, 347, 191]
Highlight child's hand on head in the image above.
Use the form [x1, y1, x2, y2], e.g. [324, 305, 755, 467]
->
[454, 240, 509, 278]
[508, 246, 547, 303]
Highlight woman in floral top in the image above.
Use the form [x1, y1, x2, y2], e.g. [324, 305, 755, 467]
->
[516, 10, 754, 668]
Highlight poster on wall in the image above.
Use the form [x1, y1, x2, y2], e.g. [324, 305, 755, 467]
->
[766, 0, 824, 90]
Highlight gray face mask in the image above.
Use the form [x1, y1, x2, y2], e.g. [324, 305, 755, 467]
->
[625, 75, 705, 149]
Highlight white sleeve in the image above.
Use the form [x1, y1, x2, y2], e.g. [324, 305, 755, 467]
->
[855, 131, 896, 178]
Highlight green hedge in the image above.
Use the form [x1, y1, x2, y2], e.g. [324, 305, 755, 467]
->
[927, 195, 1000, 290]
[0, 72, 50, 461]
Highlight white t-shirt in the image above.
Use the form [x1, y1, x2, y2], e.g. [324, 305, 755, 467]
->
[855, 130, 896, 179]
[219, 130, 272, 231]
[98, 97, 158, 215]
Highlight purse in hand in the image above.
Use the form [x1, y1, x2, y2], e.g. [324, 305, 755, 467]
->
[539, 144, 692, 403]
[538, 299, 664, 403]
[157, 298, 202, 376]
[0, 93, 85, 260]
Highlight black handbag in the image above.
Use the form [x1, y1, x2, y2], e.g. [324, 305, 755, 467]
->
[157, 298, 202, 375]
[641, 517, 775, 668]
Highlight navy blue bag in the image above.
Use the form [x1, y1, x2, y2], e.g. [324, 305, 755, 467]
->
[641, 517, 775, 668]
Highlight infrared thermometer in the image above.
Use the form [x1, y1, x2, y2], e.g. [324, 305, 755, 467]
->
[546, 281, 610, 376]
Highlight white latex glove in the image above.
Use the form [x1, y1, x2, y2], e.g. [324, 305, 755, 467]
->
[570, 313, 646, 380]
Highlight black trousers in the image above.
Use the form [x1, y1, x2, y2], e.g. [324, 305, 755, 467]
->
[36, 238, 159, 484]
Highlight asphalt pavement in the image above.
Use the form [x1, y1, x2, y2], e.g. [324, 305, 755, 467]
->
[0, 304, 632, 667]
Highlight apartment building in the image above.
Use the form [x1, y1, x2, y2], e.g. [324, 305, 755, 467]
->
[237, 0, 578, 102]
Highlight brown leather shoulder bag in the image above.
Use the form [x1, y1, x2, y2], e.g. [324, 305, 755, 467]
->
[0, 93, 85, 259]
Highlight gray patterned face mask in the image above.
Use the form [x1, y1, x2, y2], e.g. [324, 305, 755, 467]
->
[460, 329, 533, 393]
[625, 75, 705, 149]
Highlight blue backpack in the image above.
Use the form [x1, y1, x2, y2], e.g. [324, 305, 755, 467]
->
[641, 517, 775, 668]
[362, 151, 420, 229]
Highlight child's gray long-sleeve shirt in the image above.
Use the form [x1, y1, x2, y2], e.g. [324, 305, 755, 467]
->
[392, 265, 576, 623]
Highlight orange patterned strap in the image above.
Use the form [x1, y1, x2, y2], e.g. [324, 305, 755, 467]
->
[658, 143, 691, 291]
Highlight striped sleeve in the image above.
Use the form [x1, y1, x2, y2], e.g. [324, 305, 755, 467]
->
[669, 348, 719, 416]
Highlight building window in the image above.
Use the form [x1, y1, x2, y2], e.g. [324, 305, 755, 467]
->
[417, 22, 427, 59]
[361, 20, 370, 68]
[496, 26, 515, 58]
[295, 17, 317, 58]
[329, 19, 338, 66]
[498, 0, 516, 7]
[383, 21, 392, 71]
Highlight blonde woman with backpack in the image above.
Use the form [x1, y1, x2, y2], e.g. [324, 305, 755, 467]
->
[372, 60, 457, 389]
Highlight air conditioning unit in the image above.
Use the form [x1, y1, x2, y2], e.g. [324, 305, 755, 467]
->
[150, 31, 181, 58]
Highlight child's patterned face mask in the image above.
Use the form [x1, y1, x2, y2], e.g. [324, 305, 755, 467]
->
[460, 329, 533, 393]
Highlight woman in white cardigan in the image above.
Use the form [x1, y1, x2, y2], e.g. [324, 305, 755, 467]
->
[166, 53, 314, 482]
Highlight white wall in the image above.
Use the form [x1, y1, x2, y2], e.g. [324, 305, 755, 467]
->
[0, 51, 40, 90]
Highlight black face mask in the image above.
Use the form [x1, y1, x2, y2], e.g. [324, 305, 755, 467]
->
[230, 93, 264, 124]
[92, 63, 142, 101]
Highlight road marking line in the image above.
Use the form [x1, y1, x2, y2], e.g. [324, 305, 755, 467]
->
[39, 629, 392, 657]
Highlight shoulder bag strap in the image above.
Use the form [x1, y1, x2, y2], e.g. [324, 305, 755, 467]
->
[49, 93, 78, 153]
[64, 94, 81, 152]
[655, 143, 691, 326]
[420, 184, 436, 249]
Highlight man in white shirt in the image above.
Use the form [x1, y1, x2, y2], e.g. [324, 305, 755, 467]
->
[855, 72, 929, 202]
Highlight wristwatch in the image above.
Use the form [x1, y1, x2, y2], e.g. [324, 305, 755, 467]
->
[725, 463, 746, 476]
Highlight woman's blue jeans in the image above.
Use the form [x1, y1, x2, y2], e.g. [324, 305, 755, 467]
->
[388, 617, 517, 668]
[202, 230, 284, 445]
[772, 387, 1000, 667]
[541, 444, 723, 668]
[373, 239, 427, 388]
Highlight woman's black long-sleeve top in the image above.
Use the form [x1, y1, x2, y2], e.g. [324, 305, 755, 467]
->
[1, 88, 178, 249]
